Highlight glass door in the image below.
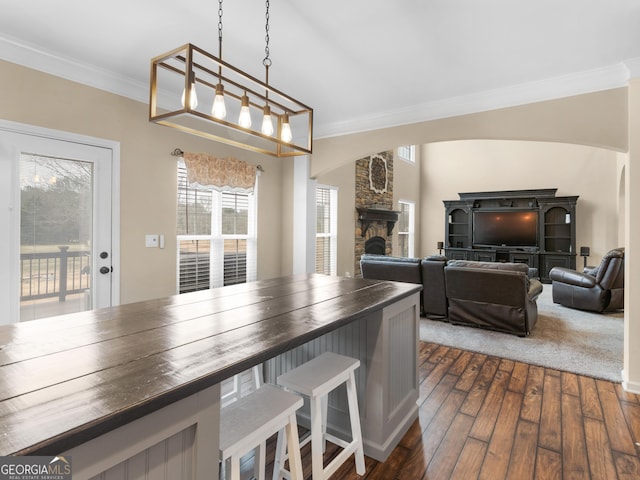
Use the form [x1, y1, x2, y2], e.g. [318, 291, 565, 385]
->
[0, 124, 116, 324]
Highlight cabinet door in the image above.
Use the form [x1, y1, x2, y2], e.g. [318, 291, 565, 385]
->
[509, 252, 538, 268]
[542, 254, 573, 282]
[445, 249, 469, 260]
[472, 251, 496, 262]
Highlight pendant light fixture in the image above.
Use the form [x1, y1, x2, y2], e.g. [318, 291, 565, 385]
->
[149, 0, 313, 157]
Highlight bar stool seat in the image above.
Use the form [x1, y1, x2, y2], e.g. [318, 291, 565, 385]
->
[276, 352, 366, 479]
[220, 384, 304, 480]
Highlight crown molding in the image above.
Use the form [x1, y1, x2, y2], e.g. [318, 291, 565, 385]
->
[0, 33, 148, 103]
[316, 62, 633, 138]
[623, 56, 640, 79]
[1, 33, 637, 139]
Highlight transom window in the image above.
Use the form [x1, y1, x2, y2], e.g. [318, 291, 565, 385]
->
[397, 145, 416, 164]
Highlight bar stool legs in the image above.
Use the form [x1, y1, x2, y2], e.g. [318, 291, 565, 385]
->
[276, 352, 366, 479]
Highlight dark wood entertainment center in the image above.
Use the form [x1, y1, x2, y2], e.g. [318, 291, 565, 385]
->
[443, 189, 578, 283]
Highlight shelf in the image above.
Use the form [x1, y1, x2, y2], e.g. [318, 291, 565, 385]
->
[356, 207, 399, 237]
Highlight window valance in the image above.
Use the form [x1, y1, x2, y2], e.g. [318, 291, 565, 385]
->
[183, 152, 257, 193]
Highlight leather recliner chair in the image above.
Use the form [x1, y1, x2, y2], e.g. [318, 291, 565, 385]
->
[549, 247, 624, 312]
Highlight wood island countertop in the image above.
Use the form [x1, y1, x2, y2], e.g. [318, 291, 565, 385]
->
[0, 273, 421, 457]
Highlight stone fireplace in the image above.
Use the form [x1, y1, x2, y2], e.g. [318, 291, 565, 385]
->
[354, 151, 395, 276]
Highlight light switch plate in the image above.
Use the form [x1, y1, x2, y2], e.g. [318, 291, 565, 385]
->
[145, 234, 159, 247]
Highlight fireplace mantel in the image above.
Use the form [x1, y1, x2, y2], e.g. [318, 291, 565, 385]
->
[356, 207, 400, 237]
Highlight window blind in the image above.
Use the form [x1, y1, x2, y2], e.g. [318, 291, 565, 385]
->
[315, 186, 337, 275]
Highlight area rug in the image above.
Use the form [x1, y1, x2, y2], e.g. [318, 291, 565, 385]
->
[419, 288, 624, 382]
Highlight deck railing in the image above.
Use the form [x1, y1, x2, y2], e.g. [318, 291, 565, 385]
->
[20, 246, 91, 302]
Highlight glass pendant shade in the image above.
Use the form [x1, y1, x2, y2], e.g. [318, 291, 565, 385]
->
[181, 79, 198, 109]
[212, 84, 227, 119]
[238, 94, 252, 128]
[261, 105, 274, 136]
[281, 114, 293, 142]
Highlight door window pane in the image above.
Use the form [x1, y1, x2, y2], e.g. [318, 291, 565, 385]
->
[20, 154, 93, 320]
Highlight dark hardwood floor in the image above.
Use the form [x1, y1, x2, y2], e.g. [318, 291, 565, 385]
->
[246, 341, 640, 479]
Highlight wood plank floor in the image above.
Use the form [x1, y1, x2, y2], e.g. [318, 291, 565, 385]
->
[244, 341, 640, 479]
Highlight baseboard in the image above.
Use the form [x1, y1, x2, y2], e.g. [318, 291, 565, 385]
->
[621, 370, 640, 393]
[363, 404, 418, 462]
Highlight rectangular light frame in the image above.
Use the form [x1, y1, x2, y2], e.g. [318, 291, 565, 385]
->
[149, 44, 313, 157]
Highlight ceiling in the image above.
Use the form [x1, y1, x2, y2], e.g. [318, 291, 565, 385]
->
[1, 0, 640, 139]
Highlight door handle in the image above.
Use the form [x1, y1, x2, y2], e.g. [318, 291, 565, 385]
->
[99, 266, 112, 275]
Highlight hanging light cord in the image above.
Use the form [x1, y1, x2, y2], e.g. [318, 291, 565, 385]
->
[263, 0, 271, 99]
[217, 0, 223, 81]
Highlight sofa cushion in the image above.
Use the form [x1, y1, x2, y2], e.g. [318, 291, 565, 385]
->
[361, 253, 422, 264]
[446, 259, 530, 274]
[360, 254, 422, 285]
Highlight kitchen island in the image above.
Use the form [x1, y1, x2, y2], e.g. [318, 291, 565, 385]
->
[0, 273, 421, 479]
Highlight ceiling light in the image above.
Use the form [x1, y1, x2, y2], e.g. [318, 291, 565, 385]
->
[261, 105, 274, 136]
[238, 93, 252, 128]
[180, 72, 198, 109]
[212, 83, 226, 119]
[281, 114, 293, 143]
[149, 0, 313, 157]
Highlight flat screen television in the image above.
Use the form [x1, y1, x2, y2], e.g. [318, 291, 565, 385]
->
[473, 210, 539, 248]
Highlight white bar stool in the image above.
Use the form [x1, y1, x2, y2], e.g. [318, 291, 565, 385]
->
[220, 384, 304, 480]
[275, 352, 366, 479]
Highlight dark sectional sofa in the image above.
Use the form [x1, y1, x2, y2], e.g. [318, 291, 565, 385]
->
[359, 254, 449, 318]
[360, 254, 543, 337]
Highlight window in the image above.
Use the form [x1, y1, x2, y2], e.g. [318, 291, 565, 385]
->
[316, 185, 338, 275]
[398, 200, 415, 258]
[177, 161, 257, 292]
[397, 145, 416, 164]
